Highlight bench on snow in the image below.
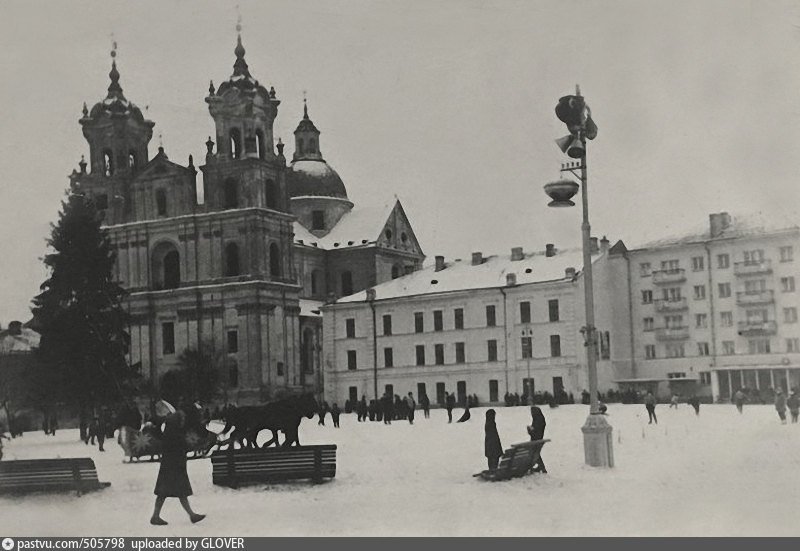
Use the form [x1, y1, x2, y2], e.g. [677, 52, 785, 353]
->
[474, 439, 550, 482]
[0, 457, 111, 496]
[210, 444, 337, 487]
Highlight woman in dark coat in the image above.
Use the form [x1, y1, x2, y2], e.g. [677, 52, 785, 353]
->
[484, 409, 503, 471]
[151, 410, 205, 525]
[527, 406, 547, 473]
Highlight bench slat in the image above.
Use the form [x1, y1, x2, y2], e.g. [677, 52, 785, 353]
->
[0, 458, 110, 496]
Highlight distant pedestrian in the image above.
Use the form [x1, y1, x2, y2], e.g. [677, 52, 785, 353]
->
[420, 393, 430, 419]
[527, 406, 547, 473]
[775, 389, 787, 424]
[733, 389, 746, 414]
[406, 392, 416, 424]
[669, 394, 679, 409]
[688, 395, 701, 416]
[318, 402, 328, 426]
[484, 409, 503, 471]
[644, 391, 657, 424]
[331, 403, 341, 428]
[446, 392, 456, 423]
[151, 404, 205, 526]
[787, 389, 800, 423]
[382, 393, 394, 425]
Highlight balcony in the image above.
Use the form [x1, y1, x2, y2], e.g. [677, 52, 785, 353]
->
[734, 259, 772, 277]
[736, 290, 774, 305]
[737, 320, 778, 336]
[655, 326, 690, 341]
[654, 297, 688, 312]
[652, 269, 686, 285]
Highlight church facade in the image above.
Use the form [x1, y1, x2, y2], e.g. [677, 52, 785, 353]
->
[68, 35, 424, 403]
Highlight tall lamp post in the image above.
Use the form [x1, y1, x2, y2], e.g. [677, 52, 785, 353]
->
[544, 85, 614, 467]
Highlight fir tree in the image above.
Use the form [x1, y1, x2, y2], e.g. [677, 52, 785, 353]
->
[32, 187, 133, 412]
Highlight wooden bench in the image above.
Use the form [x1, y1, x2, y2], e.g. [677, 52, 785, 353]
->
[210, 445, 337, 487]
[474, 439, 550, 481]
[0, 457, 111, 496]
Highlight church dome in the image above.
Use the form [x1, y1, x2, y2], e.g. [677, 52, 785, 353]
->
[288, 160, 348, 199]
[87, 60, 148, 122]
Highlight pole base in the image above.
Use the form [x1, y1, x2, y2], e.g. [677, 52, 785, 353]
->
[581, 413, 614, 467]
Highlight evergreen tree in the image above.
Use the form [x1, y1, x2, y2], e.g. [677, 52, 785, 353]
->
[32, 187, 133, 412]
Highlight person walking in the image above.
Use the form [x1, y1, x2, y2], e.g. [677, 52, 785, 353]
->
[787, 389, 800, 423]
[644, 391, 658, 424]
[445, 392, 456, 423]
[406, 392, 416, 425]
[382, 392, 394, 425]
[733, 389, 746, 414]
[420, 393, 430, 419]
[687, 395, 701, 416]
[151, 404, 205, 526]
[330, 403, 341, 428]
[484, 409, 503, 472]
[775, 389, 787, 424]
[669, 394, 679, 409]
[318, 402, 328, 426]
[527, 406, 547, 473]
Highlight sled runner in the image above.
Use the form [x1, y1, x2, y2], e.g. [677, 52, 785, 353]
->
[474, 439, 550, 481]
[0, 457, 110, 496]
[210, 444, 337, 487]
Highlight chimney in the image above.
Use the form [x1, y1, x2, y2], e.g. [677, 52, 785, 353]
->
[471, 252, 483, 266]
[435, 255, 445, 272]
[565, 267, 577, 279]
[8, 321, 22, 336]
[545, 243, 556, 257]
[600, 235, 610, 254]
[506, 273, 517, 286]
[589, 237, 599, 255]
[365, 288, 376, 302]
[709, 212, 732, 237]
[511, 247, 524, 261]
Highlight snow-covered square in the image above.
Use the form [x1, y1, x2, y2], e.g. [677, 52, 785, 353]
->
[1, 403, 798, 537]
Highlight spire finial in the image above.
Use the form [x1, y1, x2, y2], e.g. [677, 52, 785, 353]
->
[303, 91, 309, 119]
[82, 102, 88, 117]
[232, 11, 250, 77]
[107, 36, 123, 97]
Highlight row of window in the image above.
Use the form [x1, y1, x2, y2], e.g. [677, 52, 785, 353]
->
[345, 300, 561, 338]
[345, 335, 565, 370]
[644, 338, 800, 359]
[643, 307, 799, 330]
[639, 247, 794, 276]
[641, 276, 795, 303]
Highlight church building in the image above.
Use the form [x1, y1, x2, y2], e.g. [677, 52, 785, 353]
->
[67, 33, 424, 403]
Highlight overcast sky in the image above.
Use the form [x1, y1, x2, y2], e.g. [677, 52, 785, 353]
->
[1, 0, 799, 323]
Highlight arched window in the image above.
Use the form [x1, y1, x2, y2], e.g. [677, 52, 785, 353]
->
[298, 138, 304, 155]
[230, 128, 242, 159]
[128, 151, 137, 171]
[309, 138, 316, 153]
[341, 270, 353, 296]
[163, 251, 180, 289]
[225, 242, 240, 277]
[269, 243, 281, 278]
[103, 149, 114, 176]
[151, 241, 181, 290]
[391, 265, 400, 279]
[156, 189, 167, 216]
[223, 179, 238, 209]
[228, 359, 239, 387]
[255, 130, 265, 160]
[311, 270, 322, 295]
[264, 179, 277, 209]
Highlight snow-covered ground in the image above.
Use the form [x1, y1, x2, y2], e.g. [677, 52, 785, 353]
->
[1, 403, 799, 537]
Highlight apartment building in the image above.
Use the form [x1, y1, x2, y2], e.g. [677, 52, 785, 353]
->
[626, 212, 800, 401]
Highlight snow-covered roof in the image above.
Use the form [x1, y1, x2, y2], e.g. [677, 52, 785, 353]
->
[294, 202, 395, 250]
[336, 247, 596, 304]
[300, 299, 324, 317]
[0, 326, 40, 354]
[632, 211, 800, 250]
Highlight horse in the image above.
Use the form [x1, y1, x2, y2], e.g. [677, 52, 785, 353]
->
[216, 394, 318, 449]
